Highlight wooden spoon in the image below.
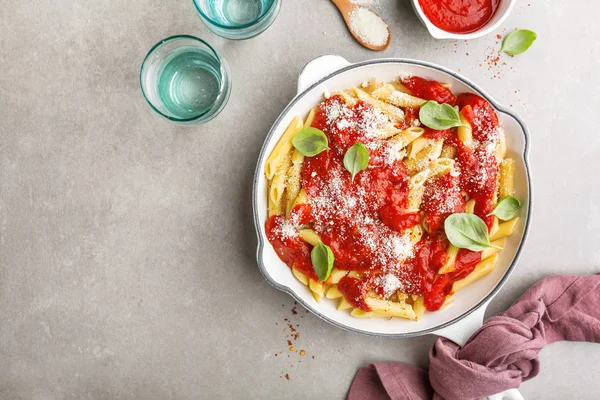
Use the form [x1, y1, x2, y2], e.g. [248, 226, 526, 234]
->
[330, 0, 391, 51]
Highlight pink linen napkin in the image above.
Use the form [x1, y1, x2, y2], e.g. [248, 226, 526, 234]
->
[348, 274, 600, 400]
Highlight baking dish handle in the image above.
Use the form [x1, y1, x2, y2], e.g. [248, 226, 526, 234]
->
[297, 55, 351, 95]
[433, 301, 525, 400]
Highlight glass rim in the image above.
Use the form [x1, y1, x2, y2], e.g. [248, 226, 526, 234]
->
[139, 34, 228, 123]
[192, 0, 278, 31]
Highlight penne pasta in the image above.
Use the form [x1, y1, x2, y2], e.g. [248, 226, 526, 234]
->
[440, 143, 457, 159]
[285, 151, 303, 217]
[495, 134, 507, 164]
[392, 81, 413, 94]
[292, 267, 309, 285]
[363, 78, 380, 93]
[269, 151, 292, 212]
[409, 224, 424, 244]
[404, 139, 444, 175]
[303, 108, 316, 129]
[309, 278, 325, 302]
[297, 228, 320, 247]
[412, 296, 426, 320]
[365, 298, 417, 320]
[407, 137, 431, 159]
[350, 308, 373, 318]
[428, 158, 455, 178]
[371, 84, 427, 108]
[489, 216, 500, 237]
[290, 188, 307, 210]
[465, 199, 476, 214]
[482, 238, 506, 260]
[337, 297, 353, 311]
[490, 217, 519, 241]
[264, 76, 523, 322]
[353, 88, 405, 122]
[327, 268, 348, 285]
[499, 158, 515, 199]
[441, 295, 454, 309]
[438, 245, 459, 274]
[336, 90, 358, 106]
[453, 254, 499, 293]
[326, 285, 343, 299]
[408, 170, 429, 211]
[389, 126, 425, 150]
[457, 108, 472, 147]
[265, 116, 303, 180]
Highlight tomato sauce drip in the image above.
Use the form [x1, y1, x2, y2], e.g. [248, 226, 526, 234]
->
[265, 86, 501, 313]
[418, 0, 501, 34]
[402, 76, 456, 105]
[265, 214, 317, 281]
[456, 93, 499, 142]
[404, 233, 482, 311]
[454, 93, 500, 228]
[338, 277, 370, 311]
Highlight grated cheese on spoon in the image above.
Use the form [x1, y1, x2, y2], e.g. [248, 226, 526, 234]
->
[349, 7, 389, 47]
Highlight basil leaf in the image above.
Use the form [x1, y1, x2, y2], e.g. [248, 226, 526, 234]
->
[311, 241, 334, 282]
[292, 127, 329, 157]
[444, 213, 500, 252]
[419, 101, 463, 130]
[490, 196, 521, 221]
[343, 143, 369, 181]
[500, 30, 537, 55]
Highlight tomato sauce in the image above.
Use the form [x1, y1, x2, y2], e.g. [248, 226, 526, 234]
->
[300, 96, 417, 274]
[422, 173, 466, 232]
[402, 76, 456, 105]
[265, 86, 501, 312]
[418, 0, 501, 34]
[265, 214, 317, 281]
[338, 277, 369, 311]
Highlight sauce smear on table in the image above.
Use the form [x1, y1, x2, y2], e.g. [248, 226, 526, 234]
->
[418, 0, 501, 33]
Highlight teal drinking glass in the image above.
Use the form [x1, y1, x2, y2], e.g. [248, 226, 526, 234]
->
[140, 35, 231, 124]
[193, 0, 281, 40]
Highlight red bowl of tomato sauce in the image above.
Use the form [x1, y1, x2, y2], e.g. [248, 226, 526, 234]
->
[411, 0, 515, 39]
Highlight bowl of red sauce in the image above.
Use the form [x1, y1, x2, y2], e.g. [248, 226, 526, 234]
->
[412, 0, 515, 39]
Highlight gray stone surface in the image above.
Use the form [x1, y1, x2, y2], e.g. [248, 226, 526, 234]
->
[1, 0, 599, 399]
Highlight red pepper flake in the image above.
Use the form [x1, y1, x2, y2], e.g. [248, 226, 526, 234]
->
[497, 34, 502, 39]
[300, 350, 306, 356]
[285, 374, 290, 380]
[287, 339, 292, 346]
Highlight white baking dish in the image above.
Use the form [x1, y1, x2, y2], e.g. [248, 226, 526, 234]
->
[253, 55, 531, 400]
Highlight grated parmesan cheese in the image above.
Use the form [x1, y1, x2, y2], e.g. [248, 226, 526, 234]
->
[349, 7, 389, 47]
[375, 274, 404, 298]
[277, 218, 298, 239]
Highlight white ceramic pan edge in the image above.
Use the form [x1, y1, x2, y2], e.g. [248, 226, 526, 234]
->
[253, 55, 532, 400]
